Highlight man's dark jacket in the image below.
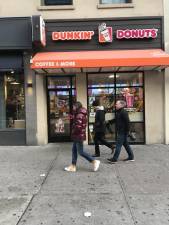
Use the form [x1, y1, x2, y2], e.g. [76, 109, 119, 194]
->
[115, 108, 130, 134]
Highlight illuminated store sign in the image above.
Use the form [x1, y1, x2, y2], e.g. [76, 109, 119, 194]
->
[52, 31, 95, 41]
[116, 28, 158, 39]
[98, 23, 113, 43]
[51, 26, 158, 42]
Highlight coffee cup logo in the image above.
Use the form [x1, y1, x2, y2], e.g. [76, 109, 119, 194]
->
[98, 23, 113, 43]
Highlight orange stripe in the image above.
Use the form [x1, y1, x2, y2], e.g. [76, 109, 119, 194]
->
[31, 49, 169, 69]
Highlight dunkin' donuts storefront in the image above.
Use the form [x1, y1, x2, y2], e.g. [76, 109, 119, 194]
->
[30, 16, 169, 145]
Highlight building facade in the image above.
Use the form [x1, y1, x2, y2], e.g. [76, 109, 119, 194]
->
[0, 17, 32, 145]
[0, 0, 169, 145]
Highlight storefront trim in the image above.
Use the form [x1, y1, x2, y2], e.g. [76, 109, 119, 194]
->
[31, 49, 169, 71]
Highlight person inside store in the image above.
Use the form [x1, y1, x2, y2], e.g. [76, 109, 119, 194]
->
[107, 100, 135, 164]
[92, 99, 115, 157]
[64, 101, 100, 172]
[6, 97, 17, 127]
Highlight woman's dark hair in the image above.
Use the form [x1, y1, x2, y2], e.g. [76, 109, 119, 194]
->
[92, 99, 100, 107]
[75, 101, 82, 110]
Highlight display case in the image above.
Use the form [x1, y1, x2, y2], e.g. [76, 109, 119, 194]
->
[87, 72, 144, 144]
[88, 83, 116, 144]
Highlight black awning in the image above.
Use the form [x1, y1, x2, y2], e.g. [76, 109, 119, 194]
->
[0, 54, 23, 71]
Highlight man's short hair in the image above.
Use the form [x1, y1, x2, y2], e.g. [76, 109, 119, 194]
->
[117, 100, 126, 107]
[92, 99, 100, 107]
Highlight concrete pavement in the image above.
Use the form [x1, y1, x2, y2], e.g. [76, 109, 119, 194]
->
[0, 144, 169, 225]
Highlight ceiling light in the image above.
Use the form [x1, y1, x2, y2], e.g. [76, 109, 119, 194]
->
[10, 81, 20, 85]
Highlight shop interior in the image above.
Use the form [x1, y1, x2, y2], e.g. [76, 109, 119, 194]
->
[46, 72, 144, 144]
[0, 71, 25, 129]
[87, 72, 144, 144]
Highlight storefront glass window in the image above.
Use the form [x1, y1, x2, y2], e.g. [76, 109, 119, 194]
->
[87, 72, 144, 144]
[44, 0, 72, 5]
[116, 72, 143, 87]
[0, 72, 25, 129]
[88, 73, 115, 88]
[48, 76, 75, 89]
[100, 0, 130, 4]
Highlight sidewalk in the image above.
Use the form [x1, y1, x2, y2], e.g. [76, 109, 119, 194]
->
[0, 144, 169, 225]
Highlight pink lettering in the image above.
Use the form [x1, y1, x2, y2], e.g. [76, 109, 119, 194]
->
[116, 28, 158, 39]
[116, 30, 124, 39]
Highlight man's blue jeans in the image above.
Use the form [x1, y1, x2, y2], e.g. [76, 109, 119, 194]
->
[113, 133, 134, 161]
[72, 141, 94, 165]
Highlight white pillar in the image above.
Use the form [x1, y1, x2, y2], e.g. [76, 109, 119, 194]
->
[76, 73, 88, 144]
[164, 0, 169, 144]
[144, 71, 164, 144]
[76, 73, 87, 108]
[36, 75, 48, 145]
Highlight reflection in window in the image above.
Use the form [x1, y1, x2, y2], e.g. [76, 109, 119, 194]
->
[44, 0, 72, 5]
[100, 0, 131, 4]
[88, 73, 115, 88]
[87, 72, 144, 144]
[48, 77, 75, 89]
[116, 73, 143, 87]
[0, 72, 25, 129]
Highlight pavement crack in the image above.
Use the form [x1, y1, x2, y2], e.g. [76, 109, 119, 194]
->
[39, 151, 60, 188]
[115, 165, 137, 225]
[16, 195, 34, 225]
[16, 150, 60, 225]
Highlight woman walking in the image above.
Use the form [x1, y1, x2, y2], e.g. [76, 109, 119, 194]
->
[92, 99, 115, 157]
[64, 101, 100, 172]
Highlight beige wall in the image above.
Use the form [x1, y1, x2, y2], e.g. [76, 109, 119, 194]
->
[76, 73, 87, 109]
[3, 0, 164, 145]
[163, 0, 169, 144]
[76, 73, 88, 144]
[145, 71, 164, 144]
[36, 75, 48, 145]
[0, 0, 163, 19]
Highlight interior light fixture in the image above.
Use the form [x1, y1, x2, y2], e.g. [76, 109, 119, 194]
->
[27, 82, 33, 88]
[108, 75, 114, 78]
[10, 81, 20, 85]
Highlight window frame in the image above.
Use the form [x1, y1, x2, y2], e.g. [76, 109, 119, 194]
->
[98, 0, 134, 9]
[44, 0, 73, 6]
[38, 0, 75, 10]
[87, 72, 145, 145]
[100, 0, 132, 3]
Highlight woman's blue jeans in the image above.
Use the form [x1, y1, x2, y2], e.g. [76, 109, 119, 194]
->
[72, 141, 94, 165]
[112, 133, 134, 161]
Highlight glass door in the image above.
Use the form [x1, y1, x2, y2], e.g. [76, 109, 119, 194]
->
[47, 76, 76, 142]
[48, 89, 71, 142]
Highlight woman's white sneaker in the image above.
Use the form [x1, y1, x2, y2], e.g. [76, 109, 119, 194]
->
[93, 160, 100, 172]
[64, 165, 76, 172]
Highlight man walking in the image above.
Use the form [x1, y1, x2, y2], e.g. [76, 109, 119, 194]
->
[107, 100, 134, 164]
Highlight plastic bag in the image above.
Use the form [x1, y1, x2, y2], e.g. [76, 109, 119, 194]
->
[128, 132, 136, 141]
